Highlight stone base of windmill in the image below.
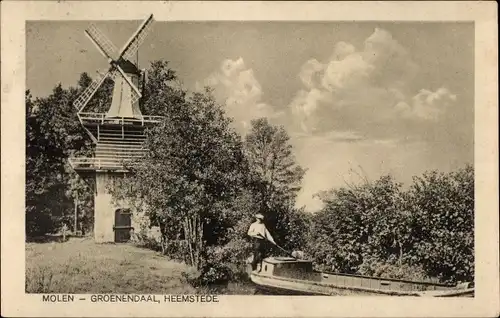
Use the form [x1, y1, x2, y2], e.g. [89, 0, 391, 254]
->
[94, 173, 138, 243]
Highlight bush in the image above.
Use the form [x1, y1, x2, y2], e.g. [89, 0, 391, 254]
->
[358, 255, 432, 282]
[185, 246, 232, 287]
[308, 166, 474, 284]
[181, 236, 254, 287]
[164, 240, 191, 264]
[131, 226, 164, 252]
[26, 208, 57, 238]
[408, 166, 474, 284]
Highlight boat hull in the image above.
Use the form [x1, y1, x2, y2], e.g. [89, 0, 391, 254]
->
[250, 272, 474, 297]
[251, 272, 421, 296]
[246, 257, 474, 297]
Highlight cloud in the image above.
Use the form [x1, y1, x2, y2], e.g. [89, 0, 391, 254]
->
[199, 29, 469, 213]
[285, 28, 467, 212]
[299, 59, 324, 89]
[321, 52, 373, 92]
[395, 88, 457, 121]
[197, 58, 281, 132]
[289, 88, 334, 134]
[330, 41, 356, 60]
[288, 28, 456, 137]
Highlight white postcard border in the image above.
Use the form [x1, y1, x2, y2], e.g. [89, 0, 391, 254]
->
[1, 1, 498, 317]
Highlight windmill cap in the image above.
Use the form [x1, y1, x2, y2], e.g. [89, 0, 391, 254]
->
[255, 213, 264, 220]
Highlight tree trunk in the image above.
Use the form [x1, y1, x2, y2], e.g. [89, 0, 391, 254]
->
[196, 215, 203, 269]
[399, 243, 403, 266]
[191, 215, 198, 267]
[184, 217, 195, 266]
[74, 196, 78, 234]
[158, 218, 167, 255]
[182, 214, 205, 269]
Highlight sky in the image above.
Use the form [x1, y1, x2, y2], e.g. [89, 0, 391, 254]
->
[26, 20, 474, 212]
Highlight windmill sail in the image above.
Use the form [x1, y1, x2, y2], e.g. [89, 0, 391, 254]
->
[119, 14, 154, 62]
[73, 71, 110, 111]
[85, 24, 118, 60]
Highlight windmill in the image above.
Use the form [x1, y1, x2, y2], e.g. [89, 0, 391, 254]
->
[69, 14, 162, 243]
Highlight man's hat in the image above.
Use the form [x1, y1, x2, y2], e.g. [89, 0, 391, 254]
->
[255, 213, 264, 220]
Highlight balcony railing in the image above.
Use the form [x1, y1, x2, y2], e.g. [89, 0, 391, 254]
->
[69, 157, 138, 171]
[78, 112, 163, 126]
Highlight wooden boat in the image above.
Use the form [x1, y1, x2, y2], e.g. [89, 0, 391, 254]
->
[248, 257, 474, 297]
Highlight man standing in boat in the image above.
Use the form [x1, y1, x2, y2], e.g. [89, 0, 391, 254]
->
[247, 213, 276, 272]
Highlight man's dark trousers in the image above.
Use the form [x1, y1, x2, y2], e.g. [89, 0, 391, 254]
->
[251, 237, 267, 271]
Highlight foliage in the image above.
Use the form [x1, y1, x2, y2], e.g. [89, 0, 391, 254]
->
[308, 176, 403, 273]
[243, 118, 308, 251]
[77, 72, 114, 114]
[407, 165, 474, 283]
[309, 166, 474, 284]
[109, 62, 249, 271]
[26, 89, 65, 236]
[25, 83, 94, 237]
[244, 118, 306, 205]
[358, 256, 431, 282]
[109, 68, 310, 283]
[141, 60, 186, 116]
[276, 206, 312, 251]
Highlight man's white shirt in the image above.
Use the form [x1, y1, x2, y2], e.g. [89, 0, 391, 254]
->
[247, 222, 275, 244]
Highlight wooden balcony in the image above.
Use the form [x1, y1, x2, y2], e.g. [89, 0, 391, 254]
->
[78, 112, 163, 127]
[69, 157, 129, 171]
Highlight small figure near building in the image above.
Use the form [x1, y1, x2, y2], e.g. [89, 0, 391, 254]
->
[247, 213, 275, 272]
[61, 223, 69, 242]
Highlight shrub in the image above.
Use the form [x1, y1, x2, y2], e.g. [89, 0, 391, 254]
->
[308, 166, 474, 284]
[164, 240, 191, 264]
[408, 166, 474, 284]
[358, 255, 432, 282]
[131, 226, 164, 252]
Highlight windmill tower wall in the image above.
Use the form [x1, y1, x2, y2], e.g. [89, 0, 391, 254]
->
[94, 172, 133, 243]
[94, 173, 120, 242]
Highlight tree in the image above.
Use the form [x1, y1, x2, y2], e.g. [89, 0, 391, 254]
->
[110, 75, 248, 269]
[26, 89, 66, 236]
[243, 118, 307, 250]
[244, 118, 306, 206]
[78, 72, 114, 114]
[407, 165, 474, 283]
[108, 63, 311, 281]
[141, 60, 186, 116]
[309, 175, 417, 274]
[25, 72, 106, 237]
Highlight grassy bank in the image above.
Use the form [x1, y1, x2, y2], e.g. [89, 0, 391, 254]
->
[25, 237, 254, 294]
